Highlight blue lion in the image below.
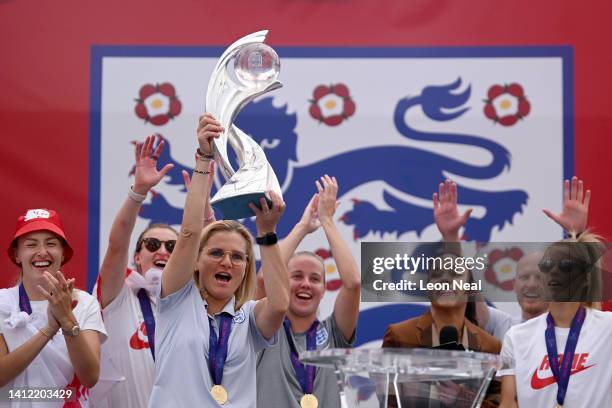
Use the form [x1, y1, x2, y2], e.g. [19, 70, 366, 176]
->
[139, 78, 527, 242]
[235, 79, 527, 241]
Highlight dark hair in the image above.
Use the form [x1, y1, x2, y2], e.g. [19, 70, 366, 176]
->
[134, 223, 178, 253]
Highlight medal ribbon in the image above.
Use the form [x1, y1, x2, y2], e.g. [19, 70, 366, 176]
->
[208, 313, 234, 386]
[283, 318, 319, 395]
[19, 283, 32, 314]
[545, 306, 586, 407]
[136, 288, 156, 360]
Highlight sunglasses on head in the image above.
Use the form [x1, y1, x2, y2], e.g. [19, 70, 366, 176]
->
[141, 237, 176, 253]
[538, 257, 589, 273]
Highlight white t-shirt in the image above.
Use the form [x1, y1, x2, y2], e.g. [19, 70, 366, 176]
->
[484, 305, 516, 341]
[90, 269, 158, 408]
[0, 285, 107, 408]
[499, 308, 612, 408]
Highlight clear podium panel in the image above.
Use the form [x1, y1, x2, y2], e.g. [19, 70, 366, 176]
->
[300, 348, 511, 408]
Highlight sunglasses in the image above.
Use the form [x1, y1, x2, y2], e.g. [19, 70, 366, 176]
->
[207, 248, 247, 266]
[141, 238, 176, 253]
[538, 258, 589, 274]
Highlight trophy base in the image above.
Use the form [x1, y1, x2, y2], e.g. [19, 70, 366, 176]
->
[211, 192, 272, 220]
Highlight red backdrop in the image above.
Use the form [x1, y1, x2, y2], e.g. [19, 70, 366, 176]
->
[1, 0, 610, 290]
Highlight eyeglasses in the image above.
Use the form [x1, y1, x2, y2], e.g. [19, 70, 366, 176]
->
[207, 248, 247, 265]
[538, 258, 589, 274]
[141, 238, 176, 253]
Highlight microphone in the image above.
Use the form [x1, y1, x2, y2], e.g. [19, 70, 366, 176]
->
[433, 326, 465, 351]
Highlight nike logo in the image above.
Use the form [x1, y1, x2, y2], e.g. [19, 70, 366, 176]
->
[531, 364, 594, 389]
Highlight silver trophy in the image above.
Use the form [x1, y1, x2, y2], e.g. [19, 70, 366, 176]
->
[206, 30, 283, 220]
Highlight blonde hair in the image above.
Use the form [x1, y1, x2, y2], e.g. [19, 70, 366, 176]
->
[551, 230, 605, 307]
[193, 220, 256, 311]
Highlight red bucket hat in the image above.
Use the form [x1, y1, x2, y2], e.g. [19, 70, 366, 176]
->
[7, 209, 74, 265]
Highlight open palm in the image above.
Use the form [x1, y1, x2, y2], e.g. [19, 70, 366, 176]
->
[134, 135, 173, 193]
[543, 177, 590, 234]
[433, 179, 472, 240]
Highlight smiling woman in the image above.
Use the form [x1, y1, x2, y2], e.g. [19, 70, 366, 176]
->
[499, 177, 612, 408]
[0, 209, 106, 407]
[148, 112, 289, 408]
[90, 135, 180, 408]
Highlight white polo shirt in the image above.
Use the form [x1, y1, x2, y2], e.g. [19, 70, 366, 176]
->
[148, 280, 276, 407]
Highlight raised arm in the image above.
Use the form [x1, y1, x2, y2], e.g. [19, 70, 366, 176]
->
[161, 114, 220, 297]
[98, 136, 173, 307]
[180, 159, 217, 228]
[255, 193, 321, 300]
[318, 176, 361, 340]
[252, 191, 290, 340]
[543, 176, 590, 235]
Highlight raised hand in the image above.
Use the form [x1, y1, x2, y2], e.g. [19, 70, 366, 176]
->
[433, 179, 472, 241]
[543, 176, 590, 234]
[249, 191, 286, 236]
[315, 175, 339, 223]
[133, 135, 174, 195]
[297, 193, 321, 234]
[197, 113, 223, 156]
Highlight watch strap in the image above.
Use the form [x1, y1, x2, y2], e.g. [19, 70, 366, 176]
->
[256, 232, 278, 246]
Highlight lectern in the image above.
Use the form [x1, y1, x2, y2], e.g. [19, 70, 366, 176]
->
[300, 348, 510, 408]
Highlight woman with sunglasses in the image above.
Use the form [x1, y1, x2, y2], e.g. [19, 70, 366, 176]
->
[91, 136, 186, 408]
[499, 177, 612, 408]
[0, 209, 106, 407]
[147, 113, 289, 407]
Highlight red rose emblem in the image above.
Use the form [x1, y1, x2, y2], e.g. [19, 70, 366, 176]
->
[314, 248, 342, 291]
[135, 82, 182, 126]
[483, 83, 530, 126]
[309, 83, 356, 126]
[484, 247, 524, 291]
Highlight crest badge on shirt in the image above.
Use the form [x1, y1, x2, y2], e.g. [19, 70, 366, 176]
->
[233, 309, 246, 324]
[316, 327, 328, 347]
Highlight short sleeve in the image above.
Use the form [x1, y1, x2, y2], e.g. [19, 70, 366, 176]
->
[76, 291, 108, 343]
[497, 327, 515, 377]
[100, 283, 130, 314]
[326, 313, 355, 348]
[248, 300, 278, 353]
[156, 278, 196, 314]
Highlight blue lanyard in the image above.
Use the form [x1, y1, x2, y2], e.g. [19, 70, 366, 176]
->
[208, 313, 233, 386]
[545, 307, 586, 406]
[18, 283, 32, 314]
[283, 318, 319, 394]
[136, 289, 156, 360]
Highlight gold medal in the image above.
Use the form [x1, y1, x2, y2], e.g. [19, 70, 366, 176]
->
[210, 385, 228, 405]
[300, 394, 318, 408]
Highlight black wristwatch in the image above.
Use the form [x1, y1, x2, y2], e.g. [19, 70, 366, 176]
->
[256, 232, 278, 246]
